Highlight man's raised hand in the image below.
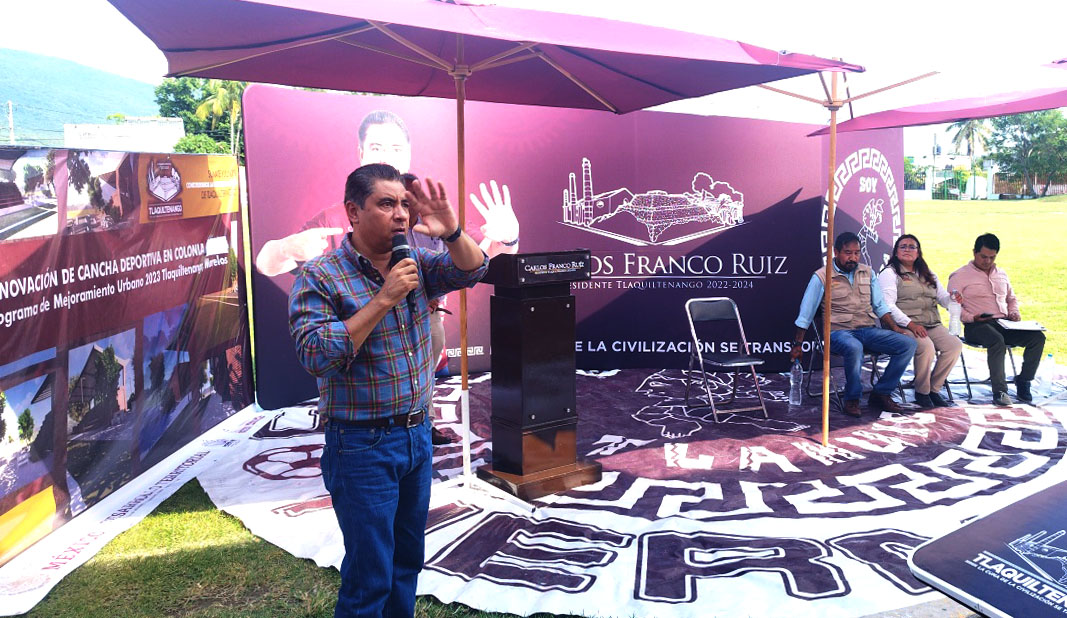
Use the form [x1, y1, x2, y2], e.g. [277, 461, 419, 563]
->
[408, 177, 457, 239]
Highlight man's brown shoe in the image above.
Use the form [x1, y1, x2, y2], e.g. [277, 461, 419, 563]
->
[868, 392, 904, 413]
[843, 399, 862, 417]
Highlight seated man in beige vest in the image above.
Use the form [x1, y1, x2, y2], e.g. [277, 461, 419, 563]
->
[789, 232, 918, 417]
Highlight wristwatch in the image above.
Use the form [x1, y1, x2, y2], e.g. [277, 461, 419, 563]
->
[442, 226, 462, 243]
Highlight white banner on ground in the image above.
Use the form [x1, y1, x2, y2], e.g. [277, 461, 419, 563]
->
[5, 353, 1065, 616]
[195, 360, 1067, 618]
[0, 406, 269, 616]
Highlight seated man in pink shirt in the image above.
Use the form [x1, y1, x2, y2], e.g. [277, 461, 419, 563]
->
[947, 233, 1045, 406]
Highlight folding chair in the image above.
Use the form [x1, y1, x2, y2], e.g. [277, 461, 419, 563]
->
[952, 336, 1017, 400]
[683, 297, 768, 423]
[802, 319, 904, 409]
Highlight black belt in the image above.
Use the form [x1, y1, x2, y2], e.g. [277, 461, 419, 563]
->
[325, 409, 426, 429]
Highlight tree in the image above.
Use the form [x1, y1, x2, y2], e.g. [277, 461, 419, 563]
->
[155, 77, 245, 158]
[22, 164, 44, 193]
[155, 77, 213, 135]
[949, 119, 990, 157]
[149, 353, 166, 391]
[174, 133, 228, 154]
[989, 111, 1067, 197]
[18, 409, 34, 442]
[66, 150, 92, 193]
[68, 375, 89, 424]
[949, 119, 990, 198]
[903, 157, 921, 189]
[94, 346, 123, 410]
[87, 176, 107, 213]
[195, 79, 247, 155]
[0, 391, 6, 439]
[44, 150, 56, 196]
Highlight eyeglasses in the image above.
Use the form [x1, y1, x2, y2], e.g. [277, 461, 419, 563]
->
[898, 244, 918, 251]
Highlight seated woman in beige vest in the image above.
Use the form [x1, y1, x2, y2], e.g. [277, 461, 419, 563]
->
[877, 234, 963, 408]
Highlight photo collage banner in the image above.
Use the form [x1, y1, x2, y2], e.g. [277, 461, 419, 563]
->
[0, 148, 252, 566]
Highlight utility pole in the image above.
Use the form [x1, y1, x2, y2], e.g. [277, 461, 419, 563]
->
[6, 101, 14, 145]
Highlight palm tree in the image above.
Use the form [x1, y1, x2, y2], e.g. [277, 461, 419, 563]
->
[195, 80, 246, 155]
[949, 118, 990, 156]
[948, 119, 991, 198]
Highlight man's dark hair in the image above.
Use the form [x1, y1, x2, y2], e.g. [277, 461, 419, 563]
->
[834, 231, 861, 251]
[344, 163, 400, 209]
[357, 110, 410, 147]
[973, 233, 1000, 253]
[400, 173, 418, 191]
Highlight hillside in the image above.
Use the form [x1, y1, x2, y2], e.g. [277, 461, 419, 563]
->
[0, 49, 160, 148]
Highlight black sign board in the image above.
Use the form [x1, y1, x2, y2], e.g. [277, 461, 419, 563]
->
[483, 250, 591, 288]
[911, 479, 1067, 617]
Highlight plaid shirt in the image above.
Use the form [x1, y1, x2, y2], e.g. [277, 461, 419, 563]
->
[289, 234, 487, 421]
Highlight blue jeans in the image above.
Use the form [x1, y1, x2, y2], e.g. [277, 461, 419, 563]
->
[321, 418, 432, 618]
[829, 327, 917, 401]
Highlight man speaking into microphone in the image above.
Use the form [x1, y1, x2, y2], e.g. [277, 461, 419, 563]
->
[289, 163, 487, 617]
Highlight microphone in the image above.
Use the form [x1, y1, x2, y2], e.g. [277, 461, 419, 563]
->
[389, 233, 411, 268]
[389, 233, 417, 312]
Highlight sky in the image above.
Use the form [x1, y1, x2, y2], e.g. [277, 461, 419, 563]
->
[4, 0, 1067, 154]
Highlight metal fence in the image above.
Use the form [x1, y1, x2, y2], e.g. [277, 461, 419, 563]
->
[931, 169, 962, 200]
[994, 175, 1067, 197]
[905, 169, 926, 191]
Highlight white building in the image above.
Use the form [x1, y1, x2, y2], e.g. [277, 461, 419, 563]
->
[64, 117, 185, 153]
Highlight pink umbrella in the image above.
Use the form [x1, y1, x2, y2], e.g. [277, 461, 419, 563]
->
[109, 0, 863, 473]
[109, 0, 860, 113]
[810, 86, 1067, 134]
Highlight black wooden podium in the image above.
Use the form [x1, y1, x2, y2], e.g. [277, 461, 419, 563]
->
[476, 250, 602, 500]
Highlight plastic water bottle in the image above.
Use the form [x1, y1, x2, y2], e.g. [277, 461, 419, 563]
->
[1038, 353, 1056, 398]
[948, 293, 962, 337]
[789, 360, 803, 406]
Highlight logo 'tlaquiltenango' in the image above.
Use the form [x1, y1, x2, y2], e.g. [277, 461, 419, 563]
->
[146, 157, 183, 219]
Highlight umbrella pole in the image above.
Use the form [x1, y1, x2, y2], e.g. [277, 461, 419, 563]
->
[821, 71, 841, 447]
[454, 37, 473, 485]
[434, 38, 531, 513]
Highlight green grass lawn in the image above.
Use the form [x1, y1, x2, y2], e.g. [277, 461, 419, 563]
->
[905, 196, 1067, 361]
[23, 197, 1065, 617]
[26, 480, 556, 618]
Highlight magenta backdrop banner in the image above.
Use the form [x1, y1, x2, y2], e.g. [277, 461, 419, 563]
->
[244, 86, 902, 410]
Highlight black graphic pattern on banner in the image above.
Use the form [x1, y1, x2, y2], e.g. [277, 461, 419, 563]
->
[271, 493, 332, 518]
[251, 407, 322, 440]
[526, 371, 1067, 521]
[425, 513, 633, 593]
[828, 529, 931, 595]
[426, 503, 483, 534]
[243, 444, 322, 480]
[635, 531, 849, 602]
